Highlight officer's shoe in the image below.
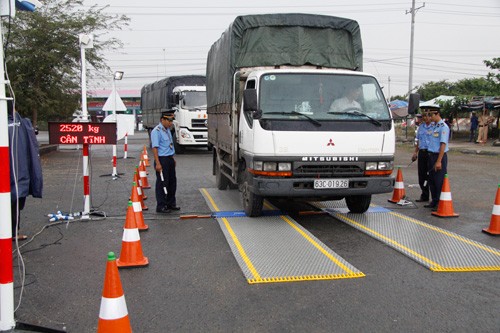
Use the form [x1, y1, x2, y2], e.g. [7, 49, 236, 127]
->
[423, 203, 436, 209]
[167, 205, 181, 211]
[156, 207, 172, 214]
[416, 198, 429, 202]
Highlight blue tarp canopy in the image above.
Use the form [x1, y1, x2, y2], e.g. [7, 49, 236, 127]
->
[388, 100, 408, 118]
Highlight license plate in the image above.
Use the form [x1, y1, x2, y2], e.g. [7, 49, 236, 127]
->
[314, 179, 349, 189]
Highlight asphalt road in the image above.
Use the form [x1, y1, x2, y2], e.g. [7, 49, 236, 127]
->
[9, 132, 500, 332]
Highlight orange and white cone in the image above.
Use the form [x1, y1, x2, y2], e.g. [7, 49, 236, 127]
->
[131, 183, 148, 230]
[139, 161, 151, 189]
[97, 252, 132, 333]
[134, 169, 147, 201]
[388, 168, 406, 203]
[432, 174, 459, 218]
[117, 201, 149, 267]
[131, 178, 147, 211]
[142, 145, 151, 167]
[482, 184, 500, 236]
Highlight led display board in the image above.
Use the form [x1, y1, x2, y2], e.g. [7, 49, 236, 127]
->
[48, 122, 117, 145]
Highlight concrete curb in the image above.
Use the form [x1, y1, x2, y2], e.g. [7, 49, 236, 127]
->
[39, 144, 58, 155]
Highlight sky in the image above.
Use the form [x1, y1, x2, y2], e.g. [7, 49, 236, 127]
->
[83, 0, 500, 99]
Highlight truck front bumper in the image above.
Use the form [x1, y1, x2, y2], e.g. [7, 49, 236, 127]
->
[251, 176, 395, 198]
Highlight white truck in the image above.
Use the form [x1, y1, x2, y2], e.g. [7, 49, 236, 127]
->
[141, 75, 208, 153]
[207, 14, 395, 216]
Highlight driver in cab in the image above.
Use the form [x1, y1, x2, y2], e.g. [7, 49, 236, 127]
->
[329, 85, 362, 113]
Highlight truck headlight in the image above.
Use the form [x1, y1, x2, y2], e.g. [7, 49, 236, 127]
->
[278, 162, 291, 171]
[378, 161, 393, 170]
[250, 160, 292, 177]
[263, 162, 277, 171]
[179, 129, 192, 139]
[365, 162, 377, 171]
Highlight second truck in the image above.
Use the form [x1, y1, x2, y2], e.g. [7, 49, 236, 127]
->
[141, 75, 208, 153]
[207, 14, 395, 216]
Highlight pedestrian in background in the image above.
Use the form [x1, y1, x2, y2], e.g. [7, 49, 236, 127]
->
[151, 110, 180, 214]
[476, 108, 491, 145]
[469, 111, 478, 142]
[8, 100, 43, 240]
[425, 109, 450, 211]
[412, 111, 432, 202]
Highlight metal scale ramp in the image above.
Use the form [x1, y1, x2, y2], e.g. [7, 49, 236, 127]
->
[200, 188, 364, 284]
[311, 201, 500, 272]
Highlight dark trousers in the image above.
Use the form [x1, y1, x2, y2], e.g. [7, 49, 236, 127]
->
[11, 197, 26, 237]
[469, 128, 476, 142]
[417, 149, 429, 200]
[428, 152, 447, 207]
[155, 156, 177, 209]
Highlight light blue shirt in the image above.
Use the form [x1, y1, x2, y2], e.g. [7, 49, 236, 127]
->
[428, 119, 449, 153]
[416, 122, 432, 150]
[151, 122, 175, 156]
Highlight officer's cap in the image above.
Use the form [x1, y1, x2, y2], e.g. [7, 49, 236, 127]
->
[416, 114, 422, 118]
[161, 110, 175, 120]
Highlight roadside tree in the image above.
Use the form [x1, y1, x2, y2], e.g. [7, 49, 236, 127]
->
[5, 0, 129, 126]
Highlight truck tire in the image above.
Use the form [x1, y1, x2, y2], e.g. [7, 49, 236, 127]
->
[345, 195, 371, 213]
[241, 170, 263, 217]
[215, 158, 230, 190]
[172, 132, 184, 154]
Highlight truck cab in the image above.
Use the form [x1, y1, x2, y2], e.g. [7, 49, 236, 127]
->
[171, 86, 208, 153]
[216, 69, 395, 216]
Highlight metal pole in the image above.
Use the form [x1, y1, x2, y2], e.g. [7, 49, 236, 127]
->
[81, 42, 90, 219]
[407, 1, 425, 96]
[81, 46, 88, 122]
[82, 144, 90, 219]
[408, 0, 416, 95]
[112, 78, 118, 178]
[124, 132, 128, 159]
[0, 17, 15, 331]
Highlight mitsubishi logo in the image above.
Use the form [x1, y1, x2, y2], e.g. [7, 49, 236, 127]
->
[327, 139, 335, 146]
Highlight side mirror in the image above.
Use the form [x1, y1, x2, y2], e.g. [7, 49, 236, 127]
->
[407, 93, 420, 115]
[243, 88, 259, 115]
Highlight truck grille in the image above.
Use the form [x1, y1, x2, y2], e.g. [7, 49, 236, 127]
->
[294, 164, 364, 178]
[192, 119, 207, 128]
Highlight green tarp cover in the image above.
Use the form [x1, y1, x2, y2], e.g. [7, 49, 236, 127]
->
[141, 75, 206, 111]
[207, 14, 363, 107]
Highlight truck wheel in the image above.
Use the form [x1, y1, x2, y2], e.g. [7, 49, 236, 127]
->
[241, 171, 263, 217]
[172, 132, 184, 154]
[345, 195, 371, 213]
[215, 158, 230, 190]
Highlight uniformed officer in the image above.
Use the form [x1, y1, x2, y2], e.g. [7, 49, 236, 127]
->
[411, 111, 432, 202]
[151, 110, 180, 213]
[425, 108, 450, 210]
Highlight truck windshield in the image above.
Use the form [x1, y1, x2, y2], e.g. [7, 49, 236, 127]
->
[259, 73, 390, 121]
[181, 91, 207, 109]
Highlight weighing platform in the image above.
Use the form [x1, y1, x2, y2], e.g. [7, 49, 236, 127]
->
[311, 201, 500, 272]
[199, 188, 500, 284]
[200, 188, 365, 284]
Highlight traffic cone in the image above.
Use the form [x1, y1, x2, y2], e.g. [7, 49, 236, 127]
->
[134, 169, 147, 200]
[130, 182, 149, 219]
[117, 201, 149, 267]
[139, 161, 151, 189]
[482, 184, 500, 236]
[142, 145, 151, 167]
[97, 252, 132, 333]
[131, 182, 149, 229]
[135, 179, 148, 211]
[432, 174, 459, 218]
[388, 168, 406, 203]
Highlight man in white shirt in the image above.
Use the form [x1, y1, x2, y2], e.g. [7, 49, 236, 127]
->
[329, 85, 362, 112]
